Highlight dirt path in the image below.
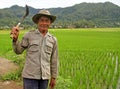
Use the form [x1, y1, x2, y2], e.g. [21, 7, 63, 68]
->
[0, 57, 18, 75]
[0, 57, 22, 89]
[0, 81, 22, 89]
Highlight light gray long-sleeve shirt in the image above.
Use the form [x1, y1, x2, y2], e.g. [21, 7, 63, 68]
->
[12, 29, 58, 80]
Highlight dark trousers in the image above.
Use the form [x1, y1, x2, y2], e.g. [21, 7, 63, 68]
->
[23, 78, 49, 89]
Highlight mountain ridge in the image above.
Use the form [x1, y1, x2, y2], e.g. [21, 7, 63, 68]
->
[0, 2, 120, 28]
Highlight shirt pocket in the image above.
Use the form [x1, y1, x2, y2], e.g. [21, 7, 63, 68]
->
[45, 42, 53, 55]
[28, 41, 39, 52]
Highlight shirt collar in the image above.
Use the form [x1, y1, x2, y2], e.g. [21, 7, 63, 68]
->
[35, 29, 52, 37]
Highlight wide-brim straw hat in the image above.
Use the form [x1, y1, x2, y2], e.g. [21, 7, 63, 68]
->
[32, 9, 56, 24]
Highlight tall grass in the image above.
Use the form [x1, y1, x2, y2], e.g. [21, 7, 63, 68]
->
[0, 28, 120, 89]
[50, 28, 120, 89]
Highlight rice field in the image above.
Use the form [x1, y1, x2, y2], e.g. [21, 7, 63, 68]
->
[0, 28, 120, 89]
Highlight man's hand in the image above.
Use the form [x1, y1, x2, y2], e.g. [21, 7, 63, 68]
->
[10, 27, 19, 42]
[49, 78, 56, 89]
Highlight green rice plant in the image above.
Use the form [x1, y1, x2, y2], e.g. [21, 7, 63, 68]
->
[54, 76, 72, 89]
[0, 28, 120, 88]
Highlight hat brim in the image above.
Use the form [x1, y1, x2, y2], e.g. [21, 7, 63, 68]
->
[32, 14, 56, 24]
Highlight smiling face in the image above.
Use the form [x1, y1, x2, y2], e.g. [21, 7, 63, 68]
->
[37, 16, 51, 32]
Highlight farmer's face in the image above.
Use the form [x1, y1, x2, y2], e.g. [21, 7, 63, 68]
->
[38, 16, 51, 31]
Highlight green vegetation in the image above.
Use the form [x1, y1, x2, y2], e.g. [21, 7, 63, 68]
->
[0, 28, 120, 89]
[0, 2, 120, 28]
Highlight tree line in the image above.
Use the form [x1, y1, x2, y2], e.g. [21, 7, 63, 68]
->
[0, 2, 120, 29]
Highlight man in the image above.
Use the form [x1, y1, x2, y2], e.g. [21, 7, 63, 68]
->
[10, 9, 58, 89]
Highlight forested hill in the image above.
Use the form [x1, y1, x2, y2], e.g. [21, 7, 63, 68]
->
[0, 2, 120, 29]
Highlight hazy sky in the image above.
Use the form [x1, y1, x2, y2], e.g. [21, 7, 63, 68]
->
[0, 0, 120, 9]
